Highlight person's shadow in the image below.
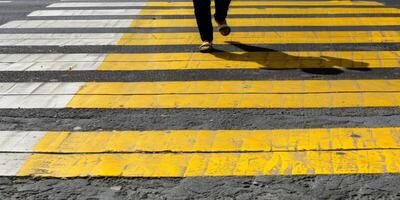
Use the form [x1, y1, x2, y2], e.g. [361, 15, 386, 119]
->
[210, 41, 370, 75]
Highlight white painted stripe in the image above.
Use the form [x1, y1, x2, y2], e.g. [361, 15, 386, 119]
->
[58, 0, 138, 1]
[29, 9, 141, 16]
[0, 62, 103, 71]
[0, 82, 84, 95]
[0, 33, 123, 46]
[0, 33, 123, 39]
[48, 2, 146, 7]
[0, 1, 11, 3]
[0, 82, 85, 108]
[0, 153, 31, 176]
[0, 53, 106, 62]
[0, 131, 44, 175]
[0, 54, 105, 71]
[0, 95, 75, 108]
[0, 131, 45, 152]
[0, 20, 132, 28]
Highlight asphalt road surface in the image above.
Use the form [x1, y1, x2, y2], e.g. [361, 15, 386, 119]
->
[1, 0, 400, 199]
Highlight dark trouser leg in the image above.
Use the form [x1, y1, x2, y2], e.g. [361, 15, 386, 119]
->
[214, 0, 231, 23]
[193, 0, 213, 42]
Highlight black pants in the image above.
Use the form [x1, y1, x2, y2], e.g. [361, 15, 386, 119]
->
[193, 0, 231, 42]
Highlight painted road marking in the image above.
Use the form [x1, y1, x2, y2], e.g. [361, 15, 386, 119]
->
[2, 17, 400, 29]
[99, 51, 400, 70]
[0, 127, 397, 153]
[30, 8, 400, 16]
[0, 51, 397, 71]
[146, 1, 384, 7]
[48, 2, 147, 7]
[0, 33, 123, 46]
[17, 150, 400, 177]
[69, 79, 400, 109]
[32, 128, 400, 153]
[1, 80, 398, 95]
[0, 127, 398, 177]
[116, 31, 400, 45]
[1, 80, 400, 108]
[0, 33, 123, 39]
[75, 80, 400, 94]
[128, 17, 400, 28]
[0, 20, 132, 28]
[47, 1, 384, 8]
[0, 54, 105, 71]
[0, 82, 84, 108]
[0, 82, 83, 95]
[66, 93, 400, 109]
[1, 31, 399, 46]
[0, 131, 43, 176]
[0, 131, 46, 152]
[0, 95, 77, 108]
[0, 154, 31, 176]
[1, 0, 400, 178]
[28, 9, 142, 17]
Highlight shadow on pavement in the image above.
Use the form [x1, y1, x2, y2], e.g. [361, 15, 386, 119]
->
[375, 0, 400, 8]
[211, 41, 370, 75]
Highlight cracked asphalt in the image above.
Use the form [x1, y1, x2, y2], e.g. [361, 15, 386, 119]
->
[2, 175, 400, 199]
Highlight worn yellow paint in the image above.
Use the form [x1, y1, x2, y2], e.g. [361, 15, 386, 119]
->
[17, 150, 400, 177]
[118, 31, 400, 45]
[67, 79, 400, 108]
[16, 0, 400, 178]
[129, 17, 400, 28]
[144, 1, 383, 7]
[99, 51, 400, 70]
[34, 128, 400, 153]
[66, 92, 400, 108]
[19, 127, 400, 177]
[75, 80, 400, 95]
[138, 8, 400, 15]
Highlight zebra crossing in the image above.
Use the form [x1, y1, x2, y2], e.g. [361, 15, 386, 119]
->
[0, 0, 400, 177]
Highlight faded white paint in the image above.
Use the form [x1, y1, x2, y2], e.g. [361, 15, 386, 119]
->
[0, 131, 46, 175]
[0, 153, 31, 176]
[0, 54, 106, 71]
[0, 1, 147, 177]
[0, 82, 84, 95]
[0, 82, 85, 108]
[0, 33, 123, 39]
[0, 19, 132, 28]
[29, 9, 142, 16]
[0, 94, 78, 108]
[0, 131, 46, 152]
[0, 33, 123, 46]
[48, 2, 146, 7]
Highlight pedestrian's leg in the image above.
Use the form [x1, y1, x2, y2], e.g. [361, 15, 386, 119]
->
[193, 0, 213, 42]
[214, 0, 231, 23]
[214, 0, 232, 36]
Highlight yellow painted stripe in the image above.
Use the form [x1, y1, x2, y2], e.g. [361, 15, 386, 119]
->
[67, 80, 400, 109]
[66, 92, 400, 108]
[34, 128, 400, 153]
[138, 8, 400, 15]
[129, 17, 400, 27]
[118, 31, 400, 45]
[145, 1, 383, 6]
[75, 80, 400, 94]
[99, 51, 400, 70]
[17, 150, 400, 177]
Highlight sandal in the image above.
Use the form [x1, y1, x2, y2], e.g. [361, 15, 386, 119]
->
[217, 20, 231, 36]
[199, 41, 213, 53]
